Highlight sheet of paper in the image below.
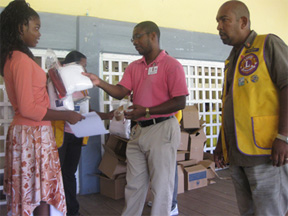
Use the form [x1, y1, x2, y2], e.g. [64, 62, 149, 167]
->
[68, 112, 109, 138]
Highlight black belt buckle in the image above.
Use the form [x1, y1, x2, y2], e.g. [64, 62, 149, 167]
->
[138, 116, 173, 128]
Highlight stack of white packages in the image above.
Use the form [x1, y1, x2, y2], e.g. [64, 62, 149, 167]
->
[46, 49, 93, 113]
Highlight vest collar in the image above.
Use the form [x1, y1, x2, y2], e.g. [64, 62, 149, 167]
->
[243, 30, 258, 49]
[228, 31, 258, 60]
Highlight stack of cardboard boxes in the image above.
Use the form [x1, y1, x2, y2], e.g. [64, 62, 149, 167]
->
[98, 135, 128, 200]
[177, 105, 216, 193]
[98, 104, 216, 200]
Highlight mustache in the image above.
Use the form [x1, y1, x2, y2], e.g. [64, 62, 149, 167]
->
[219, 31, 227, 37]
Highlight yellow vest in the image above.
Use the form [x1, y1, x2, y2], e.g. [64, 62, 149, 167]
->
[175, 110, 182, 125]
[221, 35, 279, 161]
[51, 91, 89, 148]
[52, 120, 89, 148]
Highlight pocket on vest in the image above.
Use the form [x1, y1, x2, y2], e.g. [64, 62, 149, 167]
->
[252, 115, 278, 149]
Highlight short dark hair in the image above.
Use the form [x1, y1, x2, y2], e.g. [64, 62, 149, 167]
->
[62, 51, 87, 64]
[135, 21, 160, 42]
[0, 0, 39, 76]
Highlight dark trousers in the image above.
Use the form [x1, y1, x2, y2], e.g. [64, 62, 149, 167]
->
[58, 132, 83, 216]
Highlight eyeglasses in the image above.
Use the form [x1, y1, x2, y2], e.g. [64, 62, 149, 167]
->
[131, 32, 150, 43]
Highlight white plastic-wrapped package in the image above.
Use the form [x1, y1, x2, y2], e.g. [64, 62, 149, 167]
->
[109, 117, 131, 139]
[111, 98, 132, 110]
[74, 97, 90, 114]
[109, 101, 132, 139]
[58, 64, 93, 95]
[47, 80, 74, 110]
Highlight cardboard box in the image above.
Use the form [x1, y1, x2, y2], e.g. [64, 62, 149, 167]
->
[177, 150, 189, 161]
[98, 135, 128, 179]
[100, 174, 126, 200]
[178, 131, 189, 150]
[178, 159, 197, 167]
[177, 164, 184, 194]
[188, 128, 206, 163]
[184, 164, 207, 190]
[182, 105, 200, 129]
[198, 160, 216, 179]
[104, 135, 128, 160]
[98, 151, 127, 179]
[203, 152, 214, 161]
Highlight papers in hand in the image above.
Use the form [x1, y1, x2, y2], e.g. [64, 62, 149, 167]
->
[68, 112, 109, 138]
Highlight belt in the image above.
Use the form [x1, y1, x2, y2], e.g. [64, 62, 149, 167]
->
[138, 116, 173, 128]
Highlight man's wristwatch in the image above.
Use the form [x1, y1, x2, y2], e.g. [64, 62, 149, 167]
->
[145, 108, 150, 118]
[276, 133, 288, 144]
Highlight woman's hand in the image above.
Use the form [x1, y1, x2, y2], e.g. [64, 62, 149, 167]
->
[65, 111, 85, 125]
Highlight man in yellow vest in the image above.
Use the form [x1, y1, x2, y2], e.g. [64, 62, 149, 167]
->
[214, 1, 288, 215]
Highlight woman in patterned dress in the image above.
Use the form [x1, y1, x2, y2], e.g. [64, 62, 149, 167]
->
[0, 1, 85, 215]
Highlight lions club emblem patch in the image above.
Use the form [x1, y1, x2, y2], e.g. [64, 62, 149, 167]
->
[239, 54, 259, 76]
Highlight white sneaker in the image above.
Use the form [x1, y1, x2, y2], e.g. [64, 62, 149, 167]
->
[170, 204, 179, 216]
[147, 201, 152, 207]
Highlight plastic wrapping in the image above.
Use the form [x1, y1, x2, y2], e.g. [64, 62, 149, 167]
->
[109, 99, 132, 139]
[111, 98, 132, 110]
[45, 49, 93, 111]
[109, 117, 131, 139]
[45, 49, 67, 98]
[47, 79, 74, 110]
[58, 63, 93, 95]
[74, 96, 90, 114]
[114, 105, 124, 121]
